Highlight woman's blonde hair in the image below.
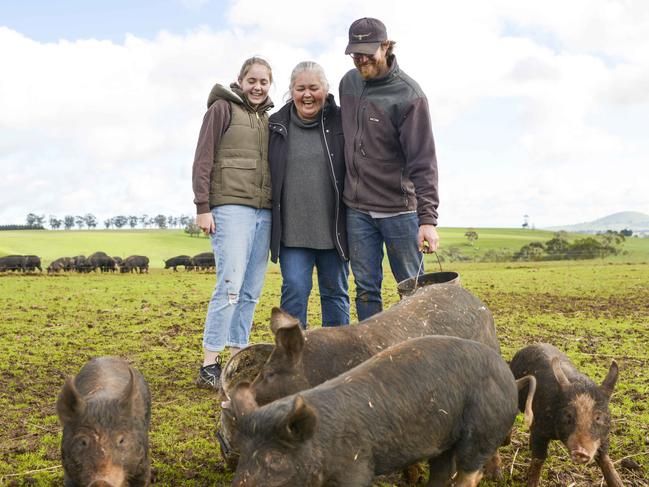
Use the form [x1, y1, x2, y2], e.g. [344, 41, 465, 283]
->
[238, 56, 273, 84]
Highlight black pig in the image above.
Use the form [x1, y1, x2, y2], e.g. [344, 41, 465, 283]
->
[225, 336, 532, 487]
[510, 343, 622, 487]
[119, 256, 149, 274]
[0, 255, 26, 272]
[164, 255, 192, 271]
[190, 252, 215, 271]
[87, 251, 116, 273]
[57, 357, 151, 487]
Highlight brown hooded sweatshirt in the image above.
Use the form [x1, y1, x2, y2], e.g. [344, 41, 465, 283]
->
[192, 83, 274, 214]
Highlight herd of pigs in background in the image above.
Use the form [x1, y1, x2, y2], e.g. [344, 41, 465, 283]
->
[53, 280, 624, 487]
[0, 252, 214, 274]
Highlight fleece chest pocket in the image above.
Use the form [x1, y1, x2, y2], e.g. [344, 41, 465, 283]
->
[217, 158, 258, 199]
[360, 109, 398, 160]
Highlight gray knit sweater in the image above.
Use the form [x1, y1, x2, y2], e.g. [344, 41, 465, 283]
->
[281, 107, 335, 249]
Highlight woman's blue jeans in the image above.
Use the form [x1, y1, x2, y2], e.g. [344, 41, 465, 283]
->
[346, 208, 421, 321]
[203, 205, 271, 351]
[279, 245, 350, 328]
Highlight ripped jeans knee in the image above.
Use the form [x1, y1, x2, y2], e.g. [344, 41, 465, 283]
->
[227, 292, 239, 305]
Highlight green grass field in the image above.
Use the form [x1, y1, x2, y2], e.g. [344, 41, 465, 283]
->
[1, 230, 648, 486]
[2, 227, 648, 268]
[0, 229, 215, 269]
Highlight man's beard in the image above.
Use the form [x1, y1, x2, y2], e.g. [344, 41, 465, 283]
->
[356, 57, 388, 80]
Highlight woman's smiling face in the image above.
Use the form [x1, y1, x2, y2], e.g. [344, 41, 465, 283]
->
[238, 63, 271, 108]
[291, 71, 326, 121]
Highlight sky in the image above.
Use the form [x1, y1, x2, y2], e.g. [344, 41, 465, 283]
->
[1, 0, 648, 229]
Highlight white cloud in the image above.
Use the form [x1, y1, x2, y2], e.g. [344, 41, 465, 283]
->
[1, 0, 648, 228]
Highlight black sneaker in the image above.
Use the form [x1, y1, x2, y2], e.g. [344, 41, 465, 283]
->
[196, 358, 222, 390]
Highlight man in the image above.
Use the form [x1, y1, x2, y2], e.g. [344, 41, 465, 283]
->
[340, 17, 440, 320]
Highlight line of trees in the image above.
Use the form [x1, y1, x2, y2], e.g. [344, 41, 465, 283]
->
[26, 213, 193, 230]
[0, 224, 45, 231]
[437, 230, 629, 263]
[513, 231, 626, 261]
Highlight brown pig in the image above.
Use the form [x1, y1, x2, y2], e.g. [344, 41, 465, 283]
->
[510, 343, 622, 487]
[251, 283, 499, 406]
[56, 357, 151, 487]
[224, 336, 533, 487]
[221, 283, 502, 477]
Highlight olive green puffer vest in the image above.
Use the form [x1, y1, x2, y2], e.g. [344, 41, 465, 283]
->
[209, 101, 271, 209]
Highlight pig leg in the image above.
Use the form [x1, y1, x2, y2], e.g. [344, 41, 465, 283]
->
[527, 430, 550, 487]
[482, 451, 504, 481]
[526, 457, 545, 487]
[403, 462, 426, 485]
[426, 449, 455, 487]
[483, 427, 513, 480]
[453, 470, 482, 487]
[595, 452, 624, 487]
[452, 415, 509, 486]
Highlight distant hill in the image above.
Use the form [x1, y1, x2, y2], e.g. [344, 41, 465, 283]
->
[545, 211, 649, 234]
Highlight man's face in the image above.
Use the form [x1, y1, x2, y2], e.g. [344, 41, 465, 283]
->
[351, 44, 389, 80]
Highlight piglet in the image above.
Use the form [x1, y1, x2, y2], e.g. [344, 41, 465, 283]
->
[510, 343, 622, 487]
[56, 357, 151, 487]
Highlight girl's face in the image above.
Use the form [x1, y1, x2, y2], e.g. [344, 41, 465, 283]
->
[291, 71, 326, 121]
[238, 64, 271, 108]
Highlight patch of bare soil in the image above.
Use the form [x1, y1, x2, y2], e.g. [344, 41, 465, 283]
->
[483, 291, 649, 319]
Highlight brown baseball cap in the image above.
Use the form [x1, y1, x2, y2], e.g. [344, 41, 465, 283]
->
[345, 17, 387, 55]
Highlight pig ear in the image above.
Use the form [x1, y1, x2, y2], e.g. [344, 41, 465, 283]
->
[279, 395, 317, 444]
[270, 307, 301, 335]
[551, 357, 571, 389]
[57, 376, 85, 424]
[270, 309, 304, 362]
[230, 382, 259, 417]
[275, 324, 305, 363]
[119, 368, 148, 419]
[600, 360, 619, 398]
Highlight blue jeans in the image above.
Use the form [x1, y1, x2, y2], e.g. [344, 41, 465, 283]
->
[203, 205, 271, 351]
[279, 245, 350, 328]
[347, 208, 421, 321]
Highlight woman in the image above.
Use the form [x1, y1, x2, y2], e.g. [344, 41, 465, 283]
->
[268, 61, 349, 328]
[191, 57, 273, 389]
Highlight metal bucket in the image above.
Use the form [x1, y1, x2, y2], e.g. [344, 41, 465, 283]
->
[219, 343, 274, 471]
[397, 271, 461, 298]
[220, 343, 274, 398]
[396, 252, 460, 299]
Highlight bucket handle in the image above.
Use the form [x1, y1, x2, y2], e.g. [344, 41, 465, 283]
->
[413, 251, 443, 290]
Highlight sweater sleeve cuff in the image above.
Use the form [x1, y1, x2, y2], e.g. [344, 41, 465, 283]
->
[196, 203, 211, 214]
[418, 216, 437, 226]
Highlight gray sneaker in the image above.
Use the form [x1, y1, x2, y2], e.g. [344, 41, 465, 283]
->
[196, 359, 222, 390]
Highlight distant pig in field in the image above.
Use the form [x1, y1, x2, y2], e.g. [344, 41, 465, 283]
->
[164, 255, 192, 271]
[510, 343, 622, 487]
[24, 254, 43, 272]
[0, 255, 26, 272]
[57, 357, 152, 487]
[225, 336, 533, 487]
[119, 255, 149, 274]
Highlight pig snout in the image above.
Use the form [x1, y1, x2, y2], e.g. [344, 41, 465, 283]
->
[570, 446, 593, 464]
[566, 435, 600, 464]
[87, 465, 127, 487]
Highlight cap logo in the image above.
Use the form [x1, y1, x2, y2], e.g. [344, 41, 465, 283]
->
[352, 32, 372, 40]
